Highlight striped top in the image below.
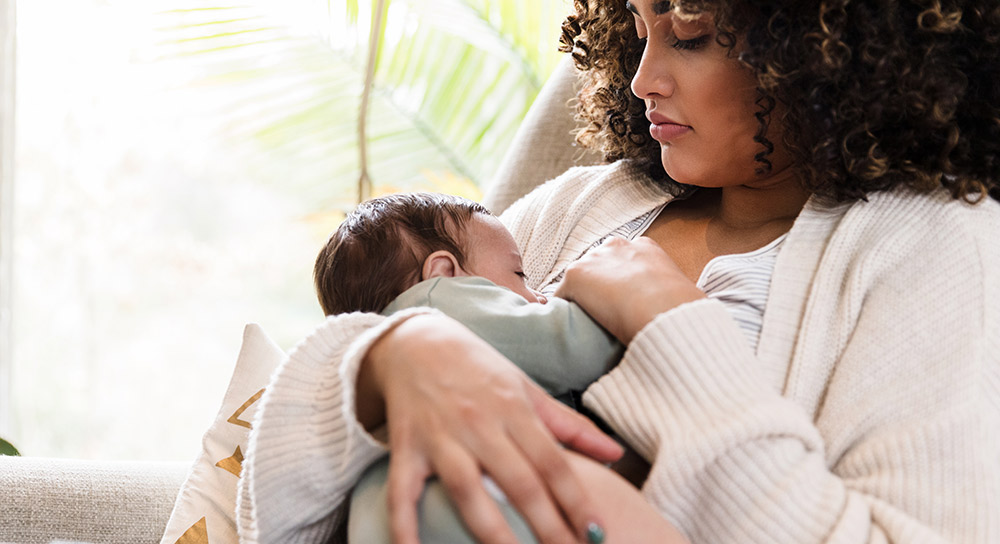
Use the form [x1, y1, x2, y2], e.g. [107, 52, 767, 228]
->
[694, 234, 786, 351]
[545, 202, 786, 352]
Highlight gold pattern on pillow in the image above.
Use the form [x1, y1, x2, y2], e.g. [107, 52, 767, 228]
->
[227, 388, 265, 429]
[215, 445, 245, 478]
[159, 324, 285, 544]
[175, 517, 209, 544]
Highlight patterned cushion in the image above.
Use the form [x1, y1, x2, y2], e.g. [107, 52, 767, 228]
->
[159, 324, 284, 544]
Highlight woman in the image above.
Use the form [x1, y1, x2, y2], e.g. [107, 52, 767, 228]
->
[238, 1, 1000, 543]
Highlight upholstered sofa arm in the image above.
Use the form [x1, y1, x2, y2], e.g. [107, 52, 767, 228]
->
[0, 456, 187, 544]
[483, 56, 603, 215]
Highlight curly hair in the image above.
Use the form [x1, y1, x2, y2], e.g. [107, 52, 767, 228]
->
[560, 0, 1000, 202]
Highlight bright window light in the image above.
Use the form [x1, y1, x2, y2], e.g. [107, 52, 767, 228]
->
[7, 0, 567, 460]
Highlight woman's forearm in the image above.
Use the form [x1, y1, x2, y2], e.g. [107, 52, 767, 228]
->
[585, 298, 998, 543]
[239, 309, 434, 544]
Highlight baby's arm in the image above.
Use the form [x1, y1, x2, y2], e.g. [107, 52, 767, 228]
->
[384, 276, 623, 396]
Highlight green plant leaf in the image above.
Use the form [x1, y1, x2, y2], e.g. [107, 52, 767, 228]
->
[0, 437, 20, 456]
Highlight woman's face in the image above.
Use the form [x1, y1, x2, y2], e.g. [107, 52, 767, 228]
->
[627, 0, 793, 187]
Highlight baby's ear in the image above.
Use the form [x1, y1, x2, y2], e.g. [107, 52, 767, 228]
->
[421, 250, 465, 280]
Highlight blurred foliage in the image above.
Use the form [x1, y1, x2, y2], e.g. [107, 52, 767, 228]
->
[155, 0, 570, 211]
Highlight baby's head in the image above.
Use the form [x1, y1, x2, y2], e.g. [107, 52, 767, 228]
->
[315, 192, 543, 315]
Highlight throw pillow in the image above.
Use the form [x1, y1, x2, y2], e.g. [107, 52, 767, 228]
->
[159, 323, 285, 544]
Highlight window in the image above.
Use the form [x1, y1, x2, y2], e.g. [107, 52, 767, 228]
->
[2, 0, 567, 460]
[0, 0, 14, 443]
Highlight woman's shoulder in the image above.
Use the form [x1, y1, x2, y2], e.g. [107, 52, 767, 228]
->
[500, 160, 676, 222]
[847, 187, 999, 239]
[827, 186, 1000, 274]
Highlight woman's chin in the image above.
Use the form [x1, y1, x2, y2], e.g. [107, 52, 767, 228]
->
[660, 151, 698, 186]
[661, 154, 752, 189]
[660, 160, 701, 187]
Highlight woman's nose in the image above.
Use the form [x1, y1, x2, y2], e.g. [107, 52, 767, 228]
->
[631, 43, 675, 99]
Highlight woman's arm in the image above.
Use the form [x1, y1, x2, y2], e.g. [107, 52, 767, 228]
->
[560, 205, 1000, 542]
[358, 312, 625, 544]
[588, 294, 998, 542]
[239, 307, 625, 544]
[237, 310, 409, 544]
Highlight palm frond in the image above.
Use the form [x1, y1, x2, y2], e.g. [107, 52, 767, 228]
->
[155, 0, 569, 206]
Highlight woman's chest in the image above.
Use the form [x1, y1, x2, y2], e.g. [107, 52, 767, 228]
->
[641, 213, 792, 284]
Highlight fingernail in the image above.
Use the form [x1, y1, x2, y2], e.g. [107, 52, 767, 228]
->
[586, 522, 606, 544]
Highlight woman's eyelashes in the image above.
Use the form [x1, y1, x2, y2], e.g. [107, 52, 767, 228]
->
[634, 33, 710, 51]
[670, 34, 710, 50]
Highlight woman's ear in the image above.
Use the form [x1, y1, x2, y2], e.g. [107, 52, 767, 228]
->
[421, 250, 466, 281]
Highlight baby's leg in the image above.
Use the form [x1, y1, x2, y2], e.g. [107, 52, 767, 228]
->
[348, 456, 538, 543]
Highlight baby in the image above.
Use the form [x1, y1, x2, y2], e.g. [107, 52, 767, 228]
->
[314, 191, 622, 404]
[314, 192, 623, 543]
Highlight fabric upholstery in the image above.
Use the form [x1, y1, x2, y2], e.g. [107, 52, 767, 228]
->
[0, 456, 186, 544]
[482, 56, 603, 215]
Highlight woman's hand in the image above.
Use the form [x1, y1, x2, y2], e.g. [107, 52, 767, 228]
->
[359, 313, 625, 544]
[554, 237, 704, 344]
[562, 450, 690, 544]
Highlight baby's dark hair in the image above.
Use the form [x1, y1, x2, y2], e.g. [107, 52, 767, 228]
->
[314, 192, 491, 315]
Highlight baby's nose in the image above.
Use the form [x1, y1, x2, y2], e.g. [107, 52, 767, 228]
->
[532, 289, 548, 304]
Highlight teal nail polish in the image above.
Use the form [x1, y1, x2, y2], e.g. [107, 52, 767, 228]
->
[586, 522, 606, 544]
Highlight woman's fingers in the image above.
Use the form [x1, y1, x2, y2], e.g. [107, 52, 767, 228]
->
[529, 384, 623, 463]
[507, 402, 609, 544]
[473, 428, 582, 544]
[460, 380, 612, 544]
[430, 441, 525, 544]
[555, 237, 704, 343]
[386, 448, 434, 544]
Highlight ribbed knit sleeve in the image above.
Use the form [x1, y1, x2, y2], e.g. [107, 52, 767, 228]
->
[583, 192, 1000, 543]
[237, 308, 437, 544]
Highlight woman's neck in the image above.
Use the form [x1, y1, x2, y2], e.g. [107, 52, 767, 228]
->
[709, 167, 811, 230]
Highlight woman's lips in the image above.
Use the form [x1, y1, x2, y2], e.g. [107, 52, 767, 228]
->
[649, 121, 692, 142]
[647, 112, 691, 142]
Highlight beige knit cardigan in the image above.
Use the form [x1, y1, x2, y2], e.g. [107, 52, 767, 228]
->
[238, 160, 1000, 543]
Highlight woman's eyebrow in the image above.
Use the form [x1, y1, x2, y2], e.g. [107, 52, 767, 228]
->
[626, 1, 673, 15]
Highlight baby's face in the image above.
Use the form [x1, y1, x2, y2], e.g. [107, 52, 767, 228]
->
[461, 214, 545, 304]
